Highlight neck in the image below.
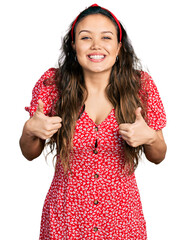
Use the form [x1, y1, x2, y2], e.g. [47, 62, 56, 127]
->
[83, 70, 111, 94]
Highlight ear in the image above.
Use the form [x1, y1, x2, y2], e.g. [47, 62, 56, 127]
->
[71, 41, 76, 51]
[116, 42, 122, 56]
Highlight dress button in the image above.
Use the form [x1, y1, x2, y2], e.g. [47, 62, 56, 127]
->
[93, 149, 98, 154]
[94, 173, 99, 179]
[94, 126, 99, 132]
[95, 139, 98, 148]
[93, 227, 98, 232]
[94, 199, 99, 205]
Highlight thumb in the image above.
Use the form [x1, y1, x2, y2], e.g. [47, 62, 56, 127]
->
[37, 99, 44, 114]
[135, 107, 142, 121]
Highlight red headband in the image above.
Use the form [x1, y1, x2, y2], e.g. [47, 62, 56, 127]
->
[71, 4, 122, 42]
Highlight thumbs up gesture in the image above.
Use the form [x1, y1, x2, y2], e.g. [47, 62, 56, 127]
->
[36, 99, 45, 114]
[27, 99, 62, 140]
[119, 107, 155, 147]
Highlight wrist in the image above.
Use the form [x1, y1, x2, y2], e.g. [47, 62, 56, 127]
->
[145, 128, 157, 146]
[24, 119, 38, 140]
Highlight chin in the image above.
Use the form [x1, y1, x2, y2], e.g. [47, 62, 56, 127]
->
[83, 65, 113, 74]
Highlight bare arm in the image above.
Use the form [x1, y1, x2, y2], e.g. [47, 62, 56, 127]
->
[19, 99, 62, 161]
[19, 120, 46, 160]
[143, 130, 167, 164]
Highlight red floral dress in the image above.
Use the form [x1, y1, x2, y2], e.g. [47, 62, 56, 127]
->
[25, 68, 166, 240]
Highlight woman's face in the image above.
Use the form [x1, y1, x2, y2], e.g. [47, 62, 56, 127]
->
[72, 14, 121, 75]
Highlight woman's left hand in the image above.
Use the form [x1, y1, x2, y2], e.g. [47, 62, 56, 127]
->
[119, 107, 156, 147]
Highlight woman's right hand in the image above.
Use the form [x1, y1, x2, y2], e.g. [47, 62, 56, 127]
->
[25, 99, 62, 140]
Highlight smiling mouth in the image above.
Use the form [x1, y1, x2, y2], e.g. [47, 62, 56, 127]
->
[88, 55, 105, 60]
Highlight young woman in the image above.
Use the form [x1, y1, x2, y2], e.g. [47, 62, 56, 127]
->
[20, 4, 167, 240]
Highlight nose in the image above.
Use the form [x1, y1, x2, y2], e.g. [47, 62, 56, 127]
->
[90, 38, 101, 50]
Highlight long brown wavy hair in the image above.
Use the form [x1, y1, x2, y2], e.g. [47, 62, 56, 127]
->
[46, 5, 148, 175]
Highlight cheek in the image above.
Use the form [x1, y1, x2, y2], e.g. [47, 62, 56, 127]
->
[75, 46, 88, 67]
[106, 43, 120, 56]
[75, 41, 89, 56]
[113, 44, 121, 56]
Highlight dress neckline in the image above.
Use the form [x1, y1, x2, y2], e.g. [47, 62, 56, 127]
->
[83, 107, 115, 126]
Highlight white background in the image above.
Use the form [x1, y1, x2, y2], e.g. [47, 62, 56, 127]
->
[0, 0, 186, 239]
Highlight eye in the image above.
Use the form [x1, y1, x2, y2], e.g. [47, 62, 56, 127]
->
[103, 36, 112, 40]
[81, 36, 91, 40]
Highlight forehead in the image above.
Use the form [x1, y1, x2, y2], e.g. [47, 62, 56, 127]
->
[75, 14, 117, 33]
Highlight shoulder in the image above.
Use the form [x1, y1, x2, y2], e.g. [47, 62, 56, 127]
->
[139, 71, 160, 99]
[25, 68, 59, 117]
[32, 68, 59, 97]
[139, 71, 166, 130]
[140, 71, 156, 89]
[33, 68, 57, 91]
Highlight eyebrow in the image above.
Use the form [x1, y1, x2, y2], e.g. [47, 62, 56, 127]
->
[101, 31, 114, 35]
[78, 30, 114, 35]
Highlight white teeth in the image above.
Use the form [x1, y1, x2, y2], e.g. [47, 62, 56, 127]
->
[89, 55, 105, 59]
